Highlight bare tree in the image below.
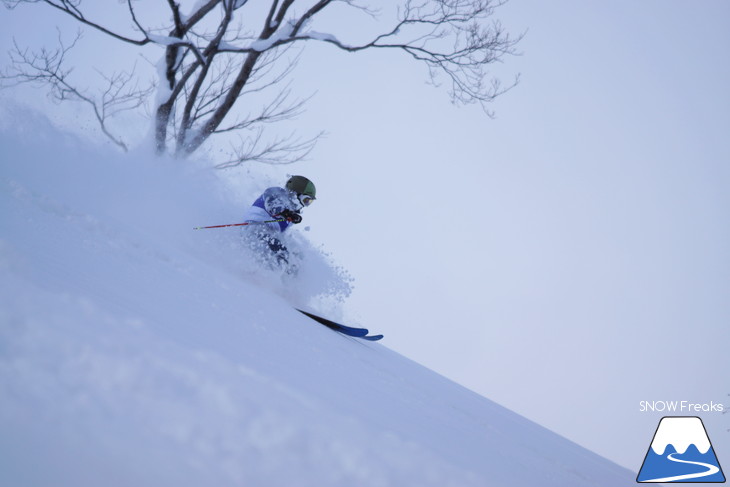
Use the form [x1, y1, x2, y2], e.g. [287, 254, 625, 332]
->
[1, 0, 520, 165]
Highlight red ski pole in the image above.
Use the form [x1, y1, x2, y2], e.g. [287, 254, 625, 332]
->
[193, 219, 285, 230]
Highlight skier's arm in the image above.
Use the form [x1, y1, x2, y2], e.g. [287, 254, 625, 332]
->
[263, 187, 301, 223]
[262, 187, 291, 216]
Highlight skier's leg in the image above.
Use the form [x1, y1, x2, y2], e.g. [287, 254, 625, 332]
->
[264, 235, 297, 274]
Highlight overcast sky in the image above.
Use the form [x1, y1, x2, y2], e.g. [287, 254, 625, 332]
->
[2, 0, 729, 471]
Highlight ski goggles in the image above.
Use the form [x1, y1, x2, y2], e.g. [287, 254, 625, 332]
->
[299, 194, 315, 207]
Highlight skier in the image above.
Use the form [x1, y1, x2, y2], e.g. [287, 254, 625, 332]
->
[241, 175, 316, 271]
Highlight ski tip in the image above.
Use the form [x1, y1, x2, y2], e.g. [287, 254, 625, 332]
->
[296, 308, 370, 337]
[361, 334, 384, 341]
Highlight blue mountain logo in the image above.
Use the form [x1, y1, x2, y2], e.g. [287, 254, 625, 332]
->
[637, 416, 725, 483]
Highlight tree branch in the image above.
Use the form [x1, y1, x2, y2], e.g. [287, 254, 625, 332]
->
[214, 128, 322, 169]
[0, 31, 152, 151]
[37, 0, 150, 45]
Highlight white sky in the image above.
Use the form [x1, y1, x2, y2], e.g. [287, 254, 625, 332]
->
[2, 0, 728, 471]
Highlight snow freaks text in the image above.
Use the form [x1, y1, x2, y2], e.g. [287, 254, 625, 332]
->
[639, 401, 725, 413]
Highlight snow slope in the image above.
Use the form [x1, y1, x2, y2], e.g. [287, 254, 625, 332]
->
[0, 112, 638, 486]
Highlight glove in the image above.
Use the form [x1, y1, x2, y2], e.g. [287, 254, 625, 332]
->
[279, 209, 302, 224]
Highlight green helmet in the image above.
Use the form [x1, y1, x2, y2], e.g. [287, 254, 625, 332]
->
[286, 175, 316, 198]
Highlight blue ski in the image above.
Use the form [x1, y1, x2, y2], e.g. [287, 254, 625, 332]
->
[296, 309, 383, 340]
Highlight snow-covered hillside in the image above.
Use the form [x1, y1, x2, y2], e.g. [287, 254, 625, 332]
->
[0, 112, 637, 486]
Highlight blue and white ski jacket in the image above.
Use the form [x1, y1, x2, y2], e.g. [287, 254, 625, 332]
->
[242, 187, 302, 233]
